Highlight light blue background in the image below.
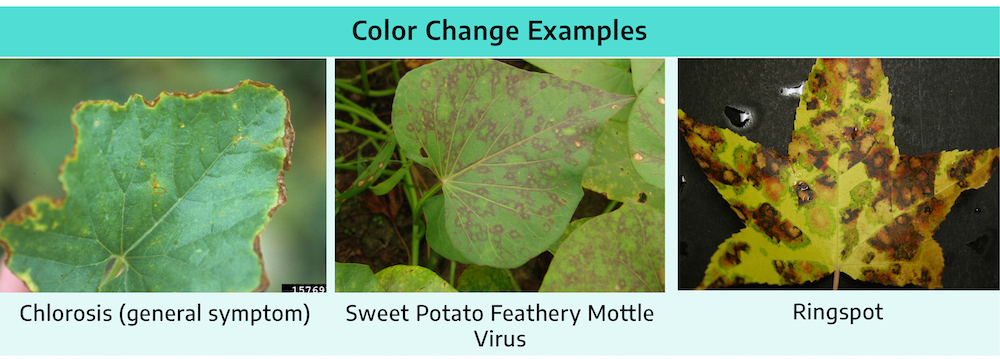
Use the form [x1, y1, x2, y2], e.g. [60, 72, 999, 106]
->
[0, 6, 998, 356]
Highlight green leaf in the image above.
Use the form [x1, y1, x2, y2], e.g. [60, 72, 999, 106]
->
[370, 162, 410, 196]
[630, 59, 664, 94]
[456, 265, 519, 292]
[423, 195, 471, 263]
[337, 134, 396, 200]
[394, 59, 632, 268]
[540, 201, 665, 292]
[0, 81, 292, 292]
[628, 63, 666, 189]
[583, 120, 665, 212]
[375, 265, 457, 292]
[525, 59, 634, 95]
[547, 217, 592, 254]
[335, 262, 384, 292]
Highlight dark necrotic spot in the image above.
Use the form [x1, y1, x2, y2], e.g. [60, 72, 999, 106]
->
[806, 98, 819, 110]
[752, 203, 805, 246]
[866, 215, 921, 261]
[862, 252, 875, 264]
[842, 208, 860, 224]
[772, 260, 800, 283]
[948, 153, 977, 188]
[419, 147, 429, 158]
[719, 241, 750, 268]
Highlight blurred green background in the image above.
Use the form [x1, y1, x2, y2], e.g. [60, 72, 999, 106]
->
[0, 59, 326, 291]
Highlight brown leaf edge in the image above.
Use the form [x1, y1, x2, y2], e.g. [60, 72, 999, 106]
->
[0, 80, 294, 292]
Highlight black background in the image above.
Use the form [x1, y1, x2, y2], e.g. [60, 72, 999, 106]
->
[677, 59, 1000, 289]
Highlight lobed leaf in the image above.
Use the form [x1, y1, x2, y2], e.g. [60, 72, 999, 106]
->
[681, 59, 999, 289]
[0, 81, 292, 292]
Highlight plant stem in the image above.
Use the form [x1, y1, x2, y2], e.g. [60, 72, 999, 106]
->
[391, 59, 401, 83]
[334, 119, 386, 141]
[335, 80, 397, 97]
[603, 201, 620, 213]
[359, 61, 370, 96]
[833, 269, 840, 290]
[335, 92, 363, 109]
[334, 103, 391, 133]
[400, 159, 422, 267]
[335, 137, 374, 163]
[412, 182, 442, 217]
[345, 61, 394, 83]
[449, 261, 457, 286]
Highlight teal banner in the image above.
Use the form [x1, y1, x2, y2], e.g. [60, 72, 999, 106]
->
[0, 7, 996, 56]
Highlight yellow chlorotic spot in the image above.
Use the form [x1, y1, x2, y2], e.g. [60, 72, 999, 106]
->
[180, 123, 186, 129]
[574, 141, 581, 147]
[139, 161, 145, 167]
[658, 97, 665, 105]
[93, 120, 100, 127]
[612, 105, 619, 109]
[220, 212, 225, 216]
[378, 162, 384, 169]
[357, 179, 366, 187]
[232, 103, 238, 110]
[633, 153, 644, 161]
[368, 175, 375, 182]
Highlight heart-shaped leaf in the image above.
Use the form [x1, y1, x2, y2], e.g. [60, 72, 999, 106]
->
[393, 59, 632, 268]
[0, 81, 292, 292]
[540, 200, 665, 292]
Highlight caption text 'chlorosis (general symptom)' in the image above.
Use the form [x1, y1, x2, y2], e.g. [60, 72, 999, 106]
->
[19, 303, 310, 327]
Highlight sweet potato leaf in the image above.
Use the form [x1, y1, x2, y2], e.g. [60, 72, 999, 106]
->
[394, 59, 632, 268]
[525, 59, 634, 96]
[630, 59, 663, 95]
[548, 217, 592, 255]
[628, 60, 666, 189]
[0, 81, 292, 292]
[375, 265, 456, 292]
[456, 265, 519, 292]
[335, 262, 384, 292]
[680, 59, 999, 289]
[540, 200, 665, 292]
[583, 120, 665, 212]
